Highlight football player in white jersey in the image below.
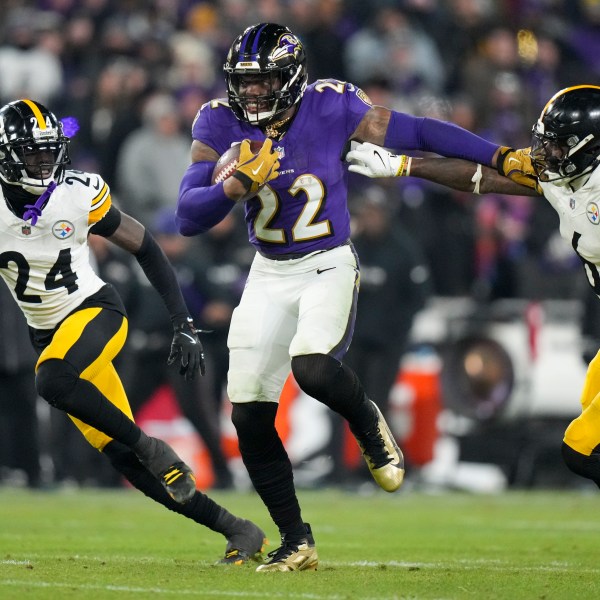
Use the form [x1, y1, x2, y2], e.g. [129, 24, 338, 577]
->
[0, 99, 265, 564]
[345, 84, 600, 490]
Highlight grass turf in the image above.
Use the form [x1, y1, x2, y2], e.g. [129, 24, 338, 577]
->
[1, 486, 599, 599]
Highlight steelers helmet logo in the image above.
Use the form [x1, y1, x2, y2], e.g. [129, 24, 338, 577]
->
[53, 220, 75, 239]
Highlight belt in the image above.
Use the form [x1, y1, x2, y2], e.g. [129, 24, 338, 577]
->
[258, 240, 351, 262]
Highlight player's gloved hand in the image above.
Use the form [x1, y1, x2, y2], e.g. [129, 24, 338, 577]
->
[232, 138, 280, 195]
[345, 141, 411, 178]
[167, 317, 205, 380]
[496, 146, 541, 192]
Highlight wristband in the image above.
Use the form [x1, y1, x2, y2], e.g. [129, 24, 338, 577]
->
[471, 164, 483, 194]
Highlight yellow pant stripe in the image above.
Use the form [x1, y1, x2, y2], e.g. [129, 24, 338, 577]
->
[36, 308, 132, 451]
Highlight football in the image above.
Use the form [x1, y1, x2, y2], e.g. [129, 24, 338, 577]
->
[211, 140, 264, 184]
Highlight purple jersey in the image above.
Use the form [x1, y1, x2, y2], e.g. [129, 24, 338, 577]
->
[192, 79, 371, 256]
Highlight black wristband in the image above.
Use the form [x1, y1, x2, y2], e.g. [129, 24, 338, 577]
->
[232, 170, 253, 190]
[496, 147, 513, 175]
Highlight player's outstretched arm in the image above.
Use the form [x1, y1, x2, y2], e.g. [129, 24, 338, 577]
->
[409, 156, 542, 196]
[350, 106, 539, 190]
[345, 142, 541, 196]
[104, 212, 206, 379]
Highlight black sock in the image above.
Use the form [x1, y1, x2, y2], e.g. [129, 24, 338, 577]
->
[104, 441, 226, 530]
[232, 402, 303, 534]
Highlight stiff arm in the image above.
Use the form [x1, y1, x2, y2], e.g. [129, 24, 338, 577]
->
[408, 157, 541, 197]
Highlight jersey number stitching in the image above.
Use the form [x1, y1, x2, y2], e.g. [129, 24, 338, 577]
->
[254, 174, 331, 244]
[0, 248, 79, 303]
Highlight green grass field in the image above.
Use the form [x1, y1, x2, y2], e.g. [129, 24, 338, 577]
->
[1, 486, 599, 599]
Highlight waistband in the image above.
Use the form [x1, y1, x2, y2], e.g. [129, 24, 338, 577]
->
[257, 239, 351, 261]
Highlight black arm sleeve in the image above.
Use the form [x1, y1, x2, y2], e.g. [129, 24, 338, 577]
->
[90, 205, 122, 237]
[133, 229, 190, 325]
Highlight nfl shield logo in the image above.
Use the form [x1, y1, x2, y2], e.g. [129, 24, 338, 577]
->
[21, 225, 31, 236]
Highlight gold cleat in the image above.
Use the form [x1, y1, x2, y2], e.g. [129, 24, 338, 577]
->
[256, 524, 318, 572]
[352, 400, 405, 492]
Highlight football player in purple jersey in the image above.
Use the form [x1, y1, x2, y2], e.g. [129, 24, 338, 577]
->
[346, 85, 600, 495]
[176, 22, 531, 572]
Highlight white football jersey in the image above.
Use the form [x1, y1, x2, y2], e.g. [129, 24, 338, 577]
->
[540, 167, 600, 293]
[0, 170, 112, 329]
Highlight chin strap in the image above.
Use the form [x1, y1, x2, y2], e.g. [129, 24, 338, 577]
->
[23, 181, 57, 226]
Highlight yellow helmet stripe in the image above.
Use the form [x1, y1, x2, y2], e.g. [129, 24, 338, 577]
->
[21, 99, 47, 130]
[541, 85, 600, 118]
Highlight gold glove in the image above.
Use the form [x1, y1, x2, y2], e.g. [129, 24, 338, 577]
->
[233, 138, 280, 195]
[496, 146, 542, 193]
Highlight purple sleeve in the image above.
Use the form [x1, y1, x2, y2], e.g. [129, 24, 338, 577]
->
[384, 111, 499, 166]
[175, 161, 235, 236]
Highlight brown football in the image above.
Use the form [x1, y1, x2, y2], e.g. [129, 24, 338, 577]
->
[211, 140, 264, 184]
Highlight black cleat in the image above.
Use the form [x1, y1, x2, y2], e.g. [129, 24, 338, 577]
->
[159, 462, 197, 504]
[218, 519, 267, 566]
[256, 523, 318, 572]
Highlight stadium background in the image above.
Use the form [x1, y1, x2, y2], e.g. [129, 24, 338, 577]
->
[1, 0, 599, 492]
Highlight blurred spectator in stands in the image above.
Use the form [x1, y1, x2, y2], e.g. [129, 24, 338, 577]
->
[0, 7, 64, 106]
[194, 207, 254, 425]
[124, 209, 234, 489]
[167, 29, 219, 95]
[115, 92, 190, 226]
[566, 0, 600, 79]
[472, 192, 534, 301]
[295, 0, 356, 81]
[66, 58, 146, 182]
[326, 186, 432, 485]
[435, 0, 499, 96]
[459, 25, 534, 146]
[0, 283, 41, 488]
[344, 5, 445, 95]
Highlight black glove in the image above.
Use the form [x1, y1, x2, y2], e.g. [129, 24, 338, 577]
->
[167, 317, 205, 380]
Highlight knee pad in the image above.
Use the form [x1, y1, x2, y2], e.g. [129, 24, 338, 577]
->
[35, 359, 79, 409]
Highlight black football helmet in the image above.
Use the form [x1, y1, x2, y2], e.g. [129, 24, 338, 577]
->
[531, 85, 600, 184]
[224, 23, 308, 126]
[0, 99, 70, 193]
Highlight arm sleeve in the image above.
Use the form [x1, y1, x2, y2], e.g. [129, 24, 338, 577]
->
[176, 161, 236, 236]
[90, 204, 122, 237]
[384, 111, 499, 166]
[133, 229, 190, 325]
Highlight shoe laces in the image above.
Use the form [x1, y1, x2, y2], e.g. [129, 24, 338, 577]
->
[358, 424, 392, 468]
[265, 538, 305, 563]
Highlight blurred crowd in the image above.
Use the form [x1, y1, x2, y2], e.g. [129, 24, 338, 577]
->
[2, 0, 600, 489]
